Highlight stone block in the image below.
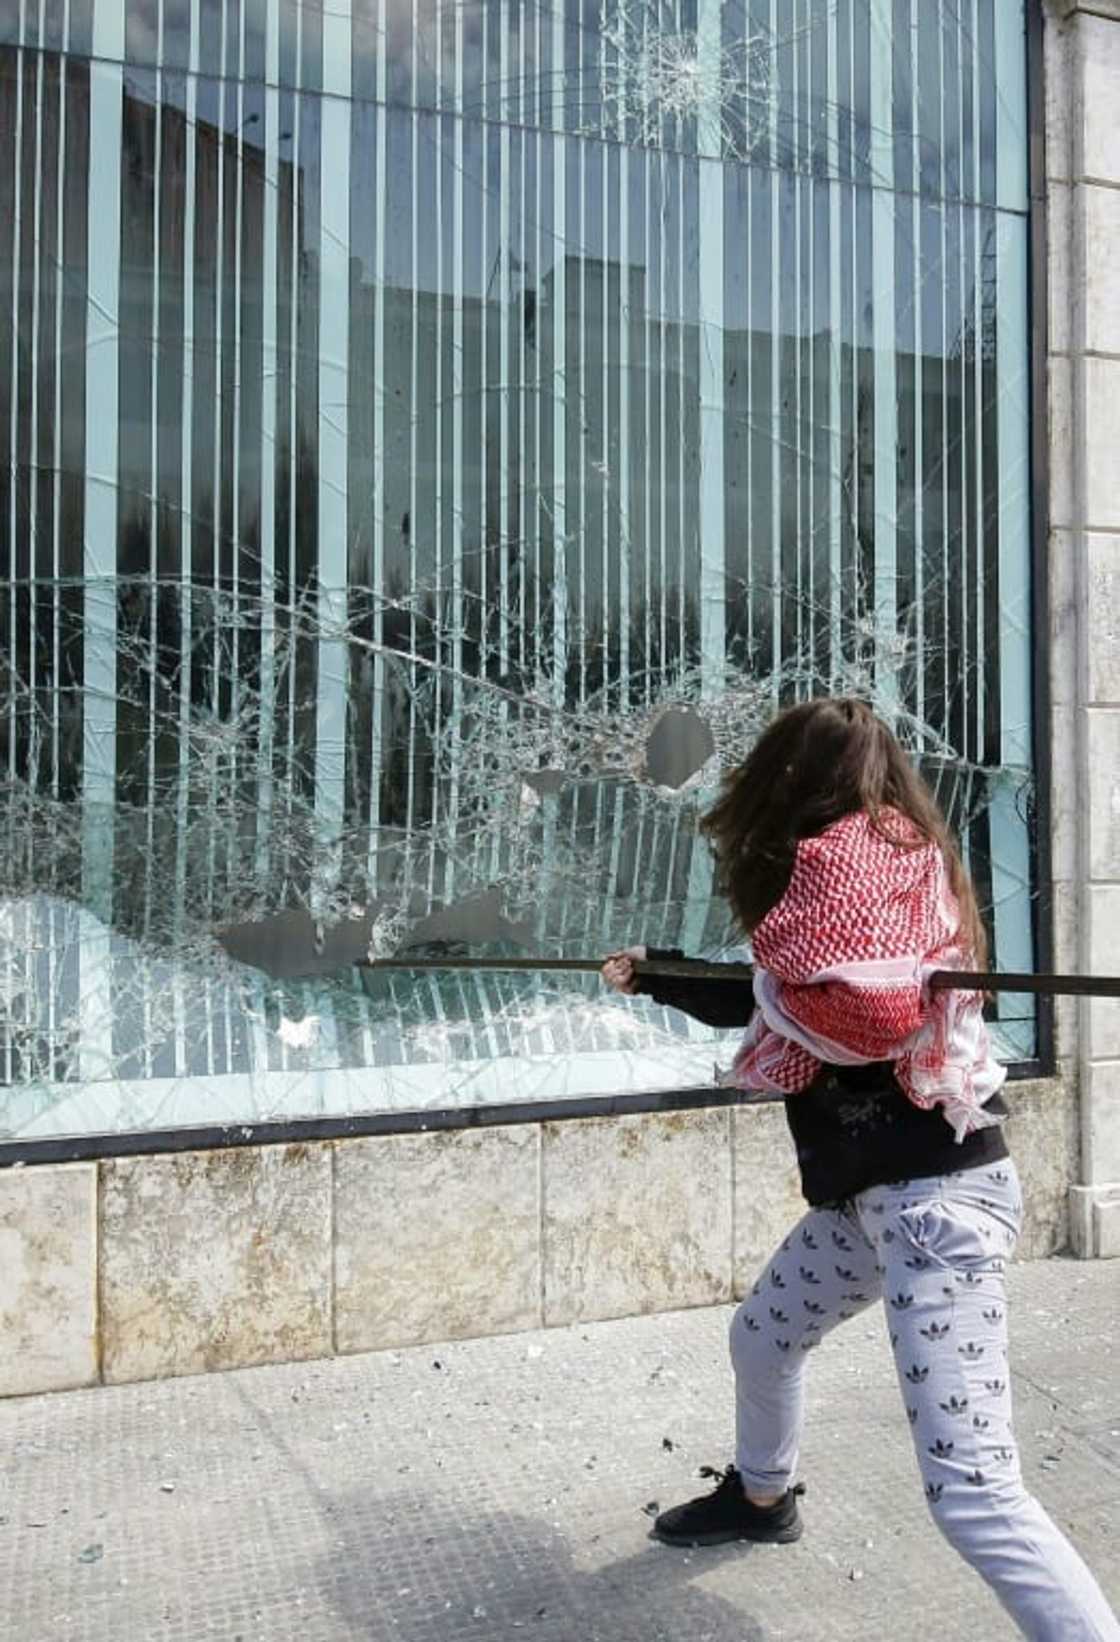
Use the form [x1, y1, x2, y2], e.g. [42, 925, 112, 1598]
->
[0, 1163, 98, 1397]
[1048, 181, 1073, 356]
[1087, 883, 1120, 1056]
[1097, 1188, 1120, 1256]
[1083, 357, 1120, 530]
[1070, 1182, 1120, 1257]
[1050, 721, 1079, 884]
[1077, 12, 1120, 183]
[1085, 707, 1120, 877]
[1003, 1077, 1078, 1258]
[1087, 534, 1120, 702]
[1044, 7, 1073, 183]
[1083, 1061, 1120, 1181]
[334, 1127, 541, 1353]
[541, 1110, 732, 1326]
[1083, 184, 1120, 356]
[1087, 858, 1120, 959]
[1052, 881, 1082, 1059]
[1048, 530, 1078, 716]
[731, 1103, 805, 1292]
[1048, 357, 1074, 530]
[100, 1144, 332, 1384]
[1069, 1182, 1095, 1256]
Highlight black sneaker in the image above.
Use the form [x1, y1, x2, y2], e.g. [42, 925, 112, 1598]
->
[652, 1466, 804, 1547]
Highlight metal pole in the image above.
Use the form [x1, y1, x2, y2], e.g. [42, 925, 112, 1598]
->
[357, 956, 1120, 997]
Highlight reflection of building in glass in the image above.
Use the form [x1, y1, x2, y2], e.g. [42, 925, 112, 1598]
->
[0, 3, 1035, 1137]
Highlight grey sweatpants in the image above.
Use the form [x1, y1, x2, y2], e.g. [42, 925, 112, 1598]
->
[731, 1161, 1120, 1641]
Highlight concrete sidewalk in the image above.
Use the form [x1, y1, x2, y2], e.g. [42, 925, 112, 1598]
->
[1, 1258, 1117, 1642]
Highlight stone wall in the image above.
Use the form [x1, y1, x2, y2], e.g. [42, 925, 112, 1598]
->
[0, 1082, 1076, 1398]
[1045, 0, 1120, 1256]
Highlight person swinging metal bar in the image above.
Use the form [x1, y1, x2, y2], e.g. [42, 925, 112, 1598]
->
[587, 699, 1117, 1642]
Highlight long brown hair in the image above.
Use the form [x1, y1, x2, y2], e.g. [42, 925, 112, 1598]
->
[700, 697, 987, 964]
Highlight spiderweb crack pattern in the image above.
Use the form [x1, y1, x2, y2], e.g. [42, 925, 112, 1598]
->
[0, 539, 1032, 1138]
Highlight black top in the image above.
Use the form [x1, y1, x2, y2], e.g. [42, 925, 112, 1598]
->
[638, 952, 1009, 1207]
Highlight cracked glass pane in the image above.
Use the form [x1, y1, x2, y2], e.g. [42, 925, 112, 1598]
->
[0, 0, 1035, 1142]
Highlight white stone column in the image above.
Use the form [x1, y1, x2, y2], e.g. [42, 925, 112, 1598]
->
[1046, 0, 1120, 1255]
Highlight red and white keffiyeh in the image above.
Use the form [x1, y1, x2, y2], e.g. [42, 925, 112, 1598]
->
[729, 807, 1006, 1139]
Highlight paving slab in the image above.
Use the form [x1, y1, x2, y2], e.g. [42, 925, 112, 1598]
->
[0, 1259, 1117, 1642]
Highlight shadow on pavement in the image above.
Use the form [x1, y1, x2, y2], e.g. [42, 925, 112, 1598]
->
[315, 1488, 770, 1642]
[232, 1370, 772, 1641]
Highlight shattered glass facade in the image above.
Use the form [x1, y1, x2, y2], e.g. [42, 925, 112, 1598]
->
[1, 0, 1036, 1143]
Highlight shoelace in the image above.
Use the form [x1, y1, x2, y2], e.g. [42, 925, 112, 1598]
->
[697, 1465, 807, 1500]
[698, 1464, 738, 1491]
